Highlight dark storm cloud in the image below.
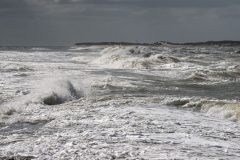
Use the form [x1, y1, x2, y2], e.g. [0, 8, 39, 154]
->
[0, 0, 240, 45]
[31, 0, 240, 8]
[0, 0, 34, 18]
[1, 0, 239, 13]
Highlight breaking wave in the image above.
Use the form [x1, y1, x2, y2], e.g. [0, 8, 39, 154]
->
[40, 79, 81, 105]
[0, 78, 84, 115]
[91, 46, 180, 69]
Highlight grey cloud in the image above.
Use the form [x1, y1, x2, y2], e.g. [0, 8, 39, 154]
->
[0, 0, 26, 9]
[0, 0, 240, 45]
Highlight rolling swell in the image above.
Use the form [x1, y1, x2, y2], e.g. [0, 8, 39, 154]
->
[88, 45, 240, 122]
[0, 63, 33, 72]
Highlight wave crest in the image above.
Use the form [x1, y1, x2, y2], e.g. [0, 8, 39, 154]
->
[41, 80, 80, 105]
[165, 98, 240, 122]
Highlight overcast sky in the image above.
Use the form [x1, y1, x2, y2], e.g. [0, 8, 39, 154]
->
[1, 0, 240, 46]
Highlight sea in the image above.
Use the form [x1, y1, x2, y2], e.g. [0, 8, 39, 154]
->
[0, 45, 240, 159]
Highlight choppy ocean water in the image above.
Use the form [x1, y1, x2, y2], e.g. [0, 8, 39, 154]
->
[0, 45, 240, 159]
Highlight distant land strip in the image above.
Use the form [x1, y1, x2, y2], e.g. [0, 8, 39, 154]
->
[75, 40, 240, 46]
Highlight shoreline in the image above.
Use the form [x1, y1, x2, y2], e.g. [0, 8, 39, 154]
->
[75, 40, 240, 47]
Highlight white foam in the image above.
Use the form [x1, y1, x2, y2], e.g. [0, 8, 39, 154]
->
[30, 47, 51, 51]
[71, 56, 95, 63]
[0, 103, 239, 159]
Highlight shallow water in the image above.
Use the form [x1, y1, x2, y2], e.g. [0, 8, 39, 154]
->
[0, 45, 240, 159]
